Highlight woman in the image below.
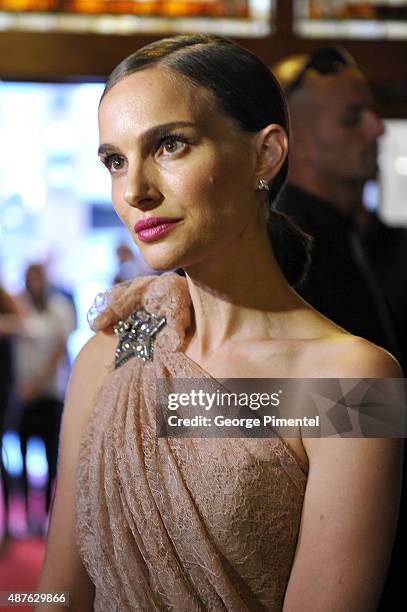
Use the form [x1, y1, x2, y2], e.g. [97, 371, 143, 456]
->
[37, 35, 402, 611]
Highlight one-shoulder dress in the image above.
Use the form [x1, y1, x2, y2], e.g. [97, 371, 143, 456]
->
[75, 273, 308, 611]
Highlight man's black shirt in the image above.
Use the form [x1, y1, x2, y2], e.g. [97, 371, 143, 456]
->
[277, 183, 400, 359]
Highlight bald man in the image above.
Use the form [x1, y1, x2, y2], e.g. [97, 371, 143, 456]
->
[273, 48, 406, 361]
[275, 49, 383, 211]
[273, 47, 406, 612]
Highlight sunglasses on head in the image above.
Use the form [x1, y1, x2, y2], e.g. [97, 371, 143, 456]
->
[284, 47, 358, 97]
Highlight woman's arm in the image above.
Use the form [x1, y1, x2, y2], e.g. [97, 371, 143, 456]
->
[283, 343, 404, 612]
[34, 330, 116, 612]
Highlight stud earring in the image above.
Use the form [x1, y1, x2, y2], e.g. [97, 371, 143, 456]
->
[256, 178, 270, 191]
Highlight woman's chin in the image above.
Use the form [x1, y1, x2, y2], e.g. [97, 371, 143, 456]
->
[135, 241, 190, 272]
[140, 254, 182, 274]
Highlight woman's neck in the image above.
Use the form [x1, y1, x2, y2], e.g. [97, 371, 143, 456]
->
[183, 234, 302, 359]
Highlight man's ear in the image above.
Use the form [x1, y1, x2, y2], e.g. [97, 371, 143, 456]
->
[254, 124, 288, 186]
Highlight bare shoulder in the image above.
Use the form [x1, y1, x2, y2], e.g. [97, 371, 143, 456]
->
[301, 330, 402, 378]
[74, 327, 117, 371]
[67, 328, 117, 409]
[55, 325, 117, 474]
[57, 329, 118, 455]
[326, 334, 401, 378]
[301, 331, 403, 465]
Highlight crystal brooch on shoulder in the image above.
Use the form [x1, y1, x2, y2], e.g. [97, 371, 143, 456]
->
[113, 308, 167, 368]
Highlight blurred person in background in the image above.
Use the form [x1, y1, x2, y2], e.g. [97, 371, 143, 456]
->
[15, 264, 76, 532]
[113, 241, 156, 284]
[272, 46, 406, 611]
[272, 47, 402, 359]
[0, 285, 22, 549]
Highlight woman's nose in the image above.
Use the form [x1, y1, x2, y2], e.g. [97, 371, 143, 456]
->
[123, 163, 161, 209]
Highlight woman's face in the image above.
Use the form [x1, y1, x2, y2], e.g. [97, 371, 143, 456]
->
[98, 67, 263, 271]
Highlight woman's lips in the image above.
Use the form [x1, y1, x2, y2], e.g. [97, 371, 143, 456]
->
[135, 219, 180, 242]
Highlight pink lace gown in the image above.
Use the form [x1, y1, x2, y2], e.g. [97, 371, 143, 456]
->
[75, 273, 308, 611]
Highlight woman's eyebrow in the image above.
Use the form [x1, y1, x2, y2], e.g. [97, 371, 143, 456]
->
[142, 121, 196, 144]
[98, 121, 196, 157]
[98, 143, 119, 156]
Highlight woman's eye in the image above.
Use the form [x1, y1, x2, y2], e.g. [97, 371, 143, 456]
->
[101, 154, 125, 173]
[159, 137, 188, 156]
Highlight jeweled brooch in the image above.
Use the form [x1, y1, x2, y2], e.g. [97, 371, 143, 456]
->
[113, 308, 166, 368]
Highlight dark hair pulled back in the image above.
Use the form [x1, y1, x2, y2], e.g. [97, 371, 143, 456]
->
[103, 34, 312, 286]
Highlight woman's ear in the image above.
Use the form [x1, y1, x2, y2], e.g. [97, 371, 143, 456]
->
[254, 124, 288, 185]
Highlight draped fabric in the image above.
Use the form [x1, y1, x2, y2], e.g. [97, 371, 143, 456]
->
[75, 273, 308, 611]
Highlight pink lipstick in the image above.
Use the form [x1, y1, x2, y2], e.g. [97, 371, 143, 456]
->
[134, 217, 181, 243]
